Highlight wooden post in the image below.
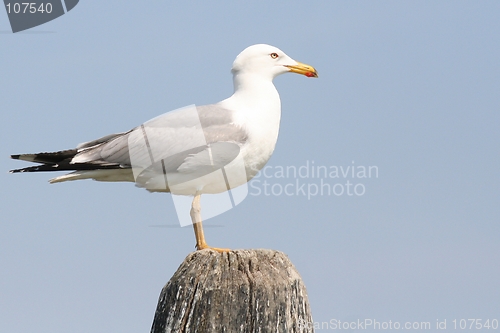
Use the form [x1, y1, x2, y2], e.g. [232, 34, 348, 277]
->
[150, 249, 314, 333]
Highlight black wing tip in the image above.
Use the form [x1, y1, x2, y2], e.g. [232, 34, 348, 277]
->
[9, 163, 62, 173]
[10, 155, 25, 173]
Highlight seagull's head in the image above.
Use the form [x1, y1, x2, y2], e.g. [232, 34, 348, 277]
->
[231, 44, 318, 80]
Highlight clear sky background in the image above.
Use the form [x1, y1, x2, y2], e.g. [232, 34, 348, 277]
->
[1, 2, 499, 332]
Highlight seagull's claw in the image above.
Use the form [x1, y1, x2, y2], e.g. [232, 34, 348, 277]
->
[196, 243, 231, 253]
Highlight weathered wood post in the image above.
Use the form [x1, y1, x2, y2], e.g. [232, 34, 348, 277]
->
[150, 249, 314, 333]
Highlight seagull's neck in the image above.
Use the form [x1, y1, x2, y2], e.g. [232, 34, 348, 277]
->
[219, 71, 282, 173]
[233, 71, 275, 93]
[222, 72, 281, 112]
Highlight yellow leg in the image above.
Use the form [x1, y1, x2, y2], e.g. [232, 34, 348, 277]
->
[190, 193, 230, 253]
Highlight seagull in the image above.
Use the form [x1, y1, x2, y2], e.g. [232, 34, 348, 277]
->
[10, 44, 318, 252]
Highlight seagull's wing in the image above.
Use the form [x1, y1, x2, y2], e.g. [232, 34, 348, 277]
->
[10, 104, 249, 187]
[73, 104, 247, 168]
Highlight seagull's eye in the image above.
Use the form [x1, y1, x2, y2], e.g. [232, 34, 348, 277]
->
[270, 53, 279, 59]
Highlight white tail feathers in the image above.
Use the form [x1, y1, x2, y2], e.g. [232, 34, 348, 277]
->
[49, 169, 135, 184]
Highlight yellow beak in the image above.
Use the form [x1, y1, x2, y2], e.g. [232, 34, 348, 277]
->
[285, 61, 318, 78]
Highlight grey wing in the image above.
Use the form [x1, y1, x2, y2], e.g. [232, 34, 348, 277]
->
[71, 104, 249, 174]
[197, 104, 248, 144]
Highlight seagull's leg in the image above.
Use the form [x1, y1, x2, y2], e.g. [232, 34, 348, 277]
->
[190, 194, 206, 248]
[190, 193, 230, 253]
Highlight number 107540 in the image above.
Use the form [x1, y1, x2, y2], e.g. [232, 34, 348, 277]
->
[452, 319, 499, 330]
[5, 2, 53, 14]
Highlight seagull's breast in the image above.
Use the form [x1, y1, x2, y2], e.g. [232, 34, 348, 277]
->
[220, 83, 282, 181]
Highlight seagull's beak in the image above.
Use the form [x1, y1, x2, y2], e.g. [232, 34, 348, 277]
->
[285, 62, 318, 78]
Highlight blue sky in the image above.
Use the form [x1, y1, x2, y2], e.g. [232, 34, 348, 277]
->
[1, 1, 499, 332]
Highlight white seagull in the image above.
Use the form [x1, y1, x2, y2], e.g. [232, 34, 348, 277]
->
[10, 44, 318, 252]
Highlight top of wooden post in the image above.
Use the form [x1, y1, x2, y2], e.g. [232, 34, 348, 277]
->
[151, 249, 314, 333]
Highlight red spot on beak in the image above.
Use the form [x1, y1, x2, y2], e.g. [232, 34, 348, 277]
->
[305, 72, 314, 77]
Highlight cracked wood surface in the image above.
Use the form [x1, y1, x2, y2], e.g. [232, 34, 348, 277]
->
[150, 249, 314, 333]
